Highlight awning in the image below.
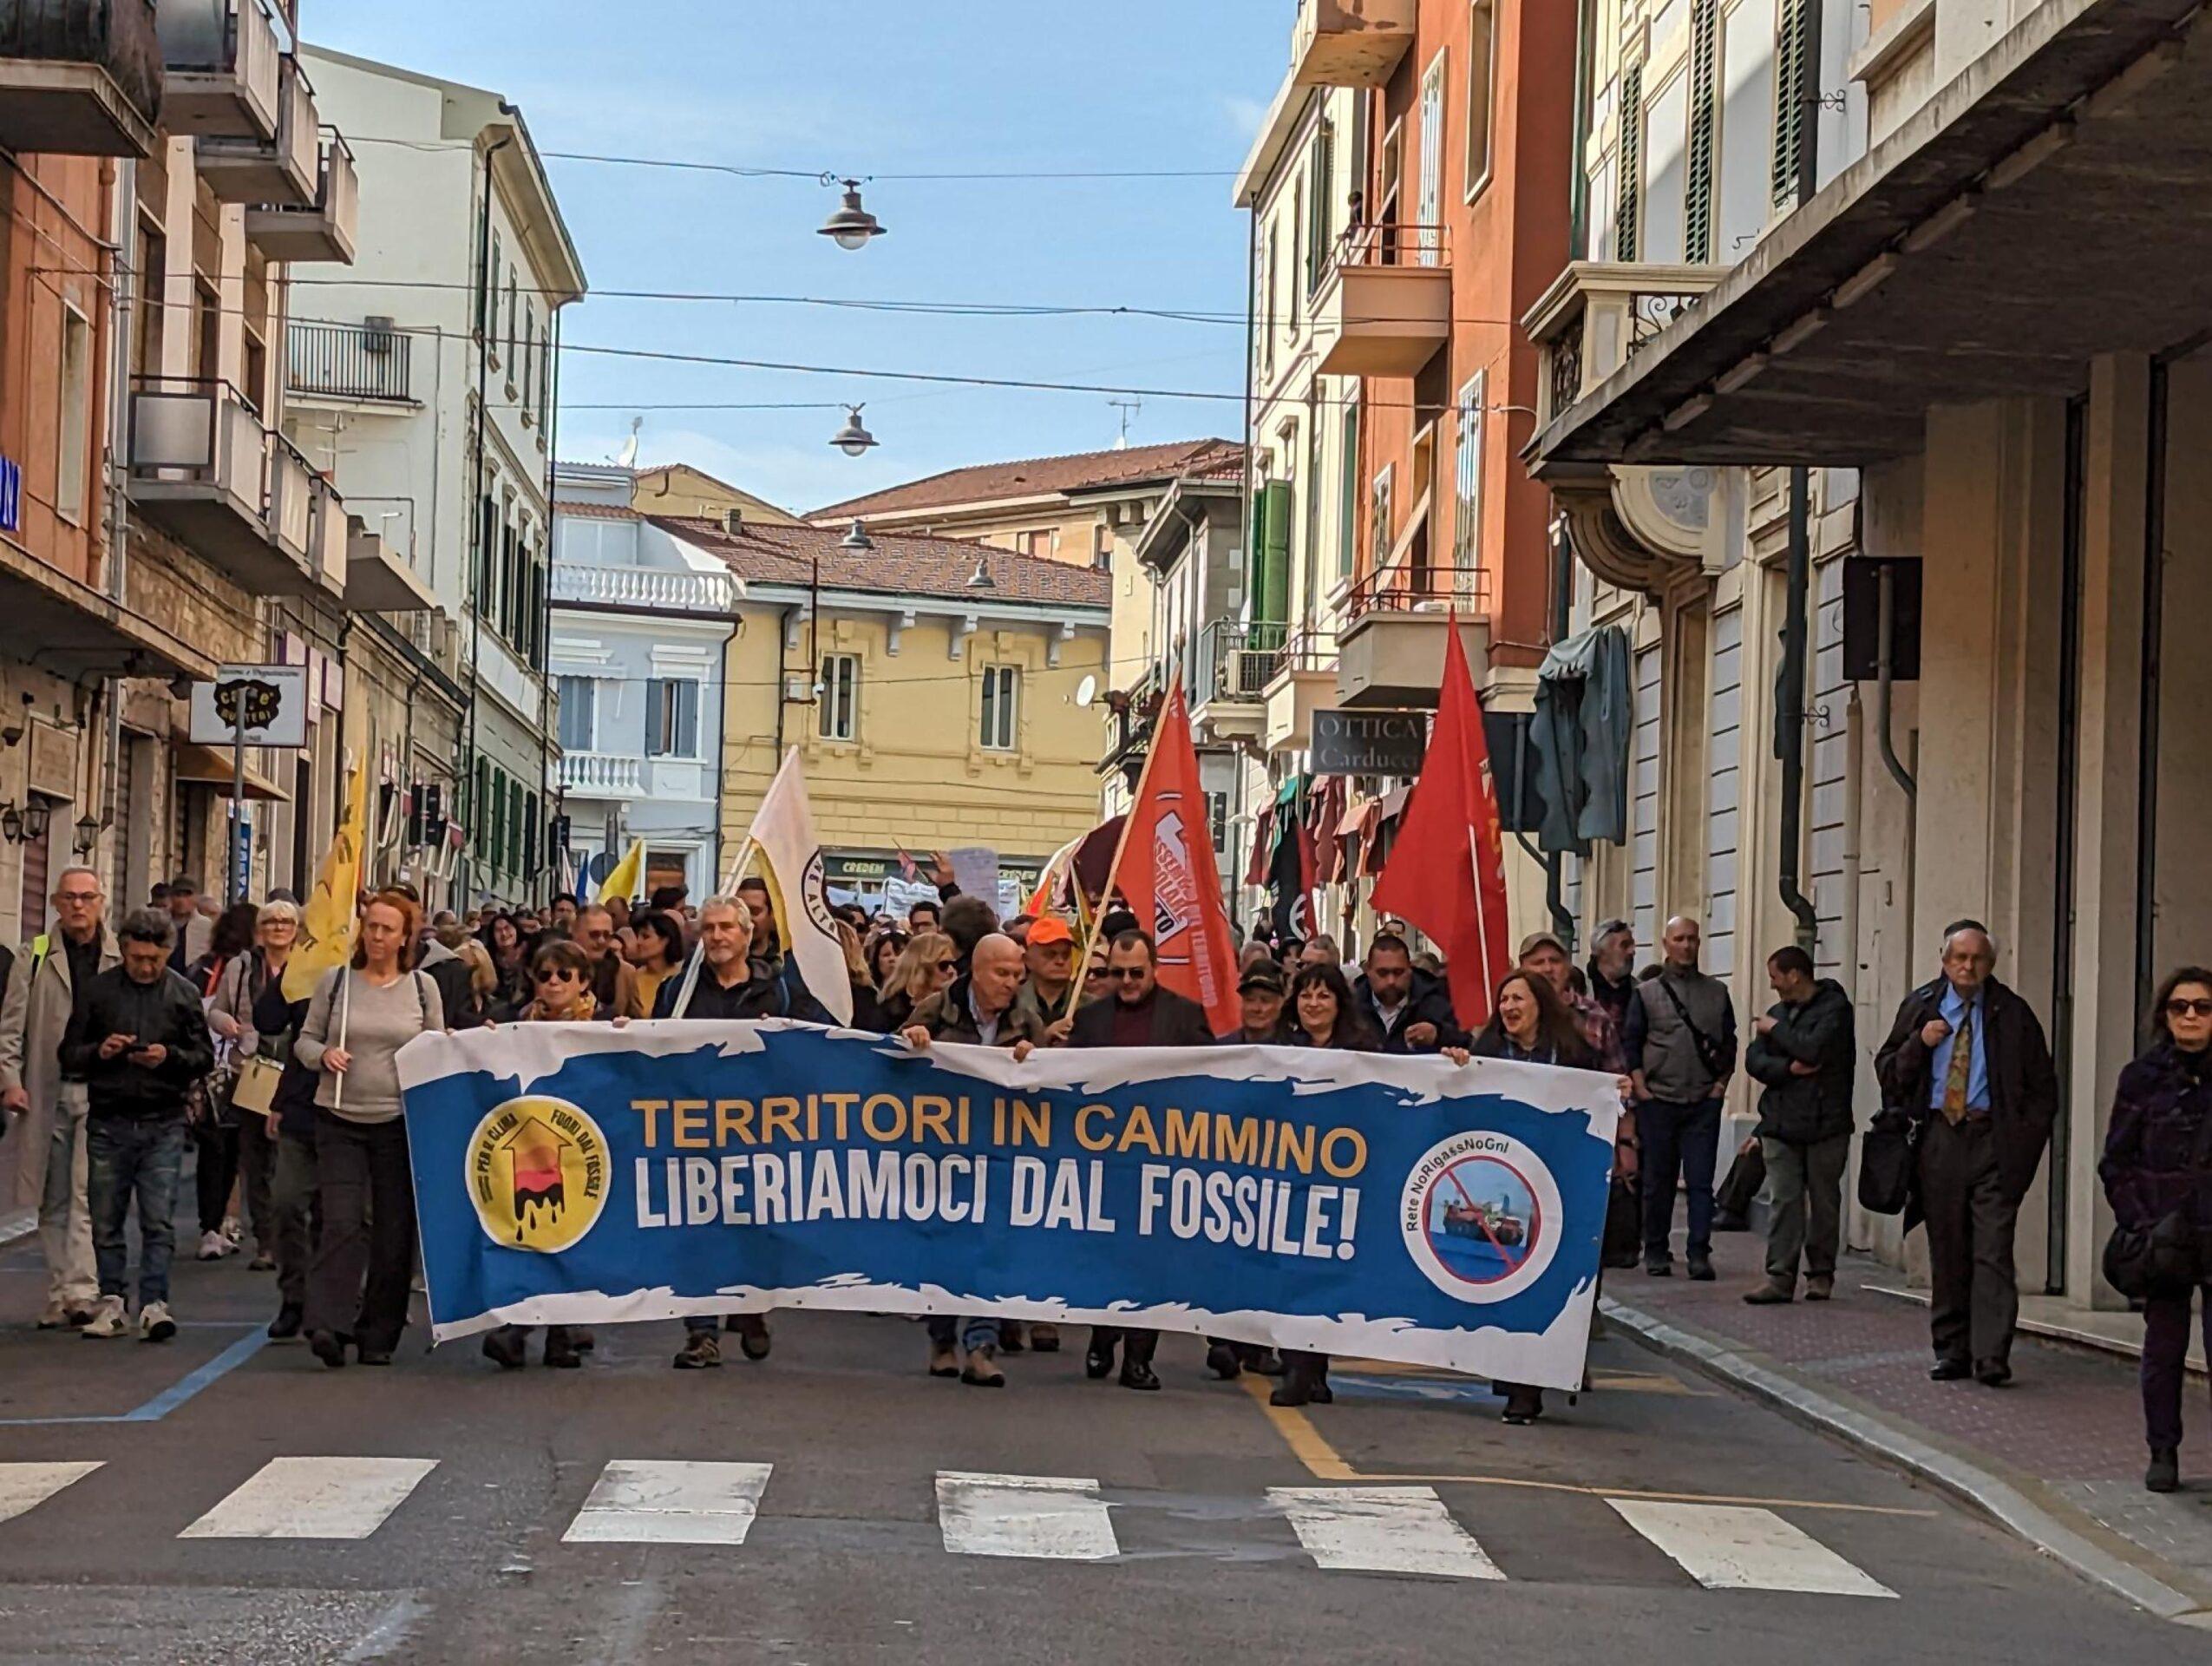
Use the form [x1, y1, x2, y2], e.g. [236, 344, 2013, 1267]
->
[171, 742, 291, 802]
[0, 535, 211, 682]
[1531, 0, 2212, 470]
[1336, 795, 1375, 838]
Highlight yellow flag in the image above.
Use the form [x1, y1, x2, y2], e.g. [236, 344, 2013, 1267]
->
[597, 839, 645, 906]
[284, 762, 370, 1000]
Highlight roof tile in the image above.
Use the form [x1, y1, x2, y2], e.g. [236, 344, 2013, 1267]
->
[656, 518, 1110, 608]
[809, 437, 1244, 521]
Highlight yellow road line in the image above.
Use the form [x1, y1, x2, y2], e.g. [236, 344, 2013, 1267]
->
[1236, 1374, 1933, 1518]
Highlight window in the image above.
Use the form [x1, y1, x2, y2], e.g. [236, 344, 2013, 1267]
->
[1644, 70, 1691, 265]
[1302, 402, 1324, 626]
[1289, 178, 1305, 332]
[1337, 394, 1360, 581]
[979, 665, 1020, 752]
[1684, 0, 1720, 264]
[557, 676, 597, 752]
[1023, 529, 1051, 560]
[646, 677, 700, 759]
[56, 307, 90, 523]
[1091, 523, 1111, 571]
[484, 230, 501, 340]
[1305, 123, 1335, 293]
[1771, 0, 1812, 207]
[1466, 2, 1499, 199]
[521, 306, 534, 409]
[818, 653, 860, 741]
[132, 223, 164, 379]
[505, 267, 519, 366]
[193, 278, 219, 384]
[1416, 51, 1446, 265]
[1260, 223, 1278, 377]
[1616, 62, 1645, 260]
[1454, 372, 1486, 574]
[1370, 463, 1394, 575]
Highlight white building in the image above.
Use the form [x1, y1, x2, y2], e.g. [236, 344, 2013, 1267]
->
[282, 44, 586, 908]
[551, 465, 736, 900]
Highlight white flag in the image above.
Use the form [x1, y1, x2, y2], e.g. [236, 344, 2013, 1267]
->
[748, 748, 853, 1025]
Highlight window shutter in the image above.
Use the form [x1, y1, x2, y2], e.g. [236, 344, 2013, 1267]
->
[1685, 0, 1718, 264]
[677, 682, 699, 758]
[1616, 62, 1644, 263]
[1306, 122, 1334, 292]
[645, 679, 664, 758]
[1259, 479, 1293, 624]
[1772, 0, 1810, 207]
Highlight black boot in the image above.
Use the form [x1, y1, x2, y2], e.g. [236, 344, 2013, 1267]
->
[542, 1326, 583, 1369]
[266, 1302, 304, 1340]
[1084, 1332, 1116, 1380]
[481, 1327, 527, 1370]
[1206, 1341, 1242, 1381]
[2149, 1446, 2181, 1493]
[1270, 1352, 1315, 1407]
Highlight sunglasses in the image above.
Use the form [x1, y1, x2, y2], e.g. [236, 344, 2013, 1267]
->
[2167, 998, 2212, 1018]
[1104, 967, 1150, 982]
[932, 959, 957, 973]
[536, 967, 582, 984]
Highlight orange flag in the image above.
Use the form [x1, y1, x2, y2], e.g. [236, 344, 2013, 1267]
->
[1106, 679, 1241, 1037]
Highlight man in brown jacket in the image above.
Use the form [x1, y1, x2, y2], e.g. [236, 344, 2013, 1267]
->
[573, 904, 646, 1020]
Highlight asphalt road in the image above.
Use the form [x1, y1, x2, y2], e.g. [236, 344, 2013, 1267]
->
[0, 1231, 2197, 1665]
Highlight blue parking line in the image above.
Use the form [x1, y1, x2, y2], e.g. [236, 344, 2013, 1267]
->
[1327, 1372, 1504, 1404]
[0, 1326, 268, 1426]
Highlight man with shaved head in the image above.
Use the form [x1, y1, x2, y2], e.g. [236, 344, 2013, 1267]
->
[1876, 920, 2057, 1387]
[901, 932, 1050, 1385]
[1630, 915, 1737, 1281]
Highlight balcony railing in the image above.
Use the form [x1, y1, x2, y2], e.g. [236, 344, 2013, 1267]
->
[156, 0, 279, 140]
[1198, 620, 1289, 707]
[194, 39, 315, 205]
[552, 561, 736, 615]
[1344, 563, 1493, 624]
[287, 319, 411, 403]
[1524, 262, 1727, 427]
[247, 127, 355, 263]
[560, 752, 644, 797]
[0, 0, 163, 155]
[1315, 222, 1452, 377]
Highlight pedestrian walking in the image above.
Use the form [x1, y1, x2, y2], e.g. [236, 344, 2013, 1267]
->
[2100, 966, 2212, 1494]
[1009, 912, 1078, 1041]
[0, 865, 117, 1327]
[1875, 921, 2057, 1387]
[187, 901, 259, 1262]
[1521, 931, 1631, 1073]
[876, 930, 958, 1033]
[901, 932, 1049, 1386]
[205, 900, 298, 1269]
[1351, 932, 1464, 1053]
[161, 876, 212, 975]
[626, 908, 688, 1020]
[573, 904, 645, 1020]
[1234, 959, 1292, 1045]
[293, 890, 445, 1368]
[1586, 920, 1638, 1033]
[64, 910, 213, 1341]
[1070, 929, 1214, 1391]
[481, 912, 533, 1013]
[1631, 916, 1736, 1281]
[1741, 945, 1856, 1304]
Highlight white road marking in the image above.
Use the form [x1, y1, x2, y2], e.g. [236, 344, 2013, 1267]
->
[180, 1457, 439, 1540]
[562, 1460, 774, 1545]
[1607, 1499, 1897, 1597]
[1269, 1485, 1505, 1579]
[0, 1462, 101, 1525]
[936, 1470, 1118, 1561]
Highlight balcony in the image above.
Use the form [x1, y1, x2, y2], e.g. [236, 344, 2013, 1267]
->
[126, 377, 335, 597]
[0, 0, 162, 156]
[246, 128, 355, 262]
[552, 561, 736, 616]
[155, 0, 278, 140]
[1262, 629, 1339, 754]
[304, 467, 348, 597]
[1291, 0, 1414, 89]
[1313, 223, 1451, 377]
[1098, 662, 1165, 782]
[287, 318, 412, 404]
[1192, 620, 1284, 746]
[1526, 262, 1727, 429]
[1335, 567, 1491, 709]
[561, 752, 644, 799]
[343, 518, 435, 613]
[195, 44, 316, 207]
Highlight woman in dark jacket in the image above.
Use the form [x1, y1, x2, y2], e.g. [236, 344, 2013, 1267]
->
[2099, 966, 2212, 1494]
[1269, 964, 1382, 1409]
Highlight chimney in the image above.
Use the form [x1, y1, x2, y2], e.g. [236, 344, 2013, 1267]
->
[722, 506, 744, 535]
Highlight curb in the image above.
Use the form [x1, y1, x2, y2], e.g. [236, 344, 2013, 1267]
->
[1600, 1295, 2207, 1623]
[0, 1207, 33, 1248]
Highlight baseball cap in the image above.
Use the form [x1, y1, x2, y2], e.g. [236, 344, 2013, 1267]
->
[1026, 914, 1075, 947]
[1240, 961, 1287, 994]
[1517, 930, 1569, 961]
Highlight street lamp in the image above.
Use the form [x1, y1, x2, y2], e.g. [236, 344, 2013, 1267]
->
[830, 404, 878, 456]
[818, 180, 886, 251]
[840, 518, 874, 552]
[73, 813, 101, 856]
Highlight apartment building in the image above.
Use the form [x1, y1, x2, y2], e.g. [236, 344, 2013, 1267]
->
[281, 44, 585, 908]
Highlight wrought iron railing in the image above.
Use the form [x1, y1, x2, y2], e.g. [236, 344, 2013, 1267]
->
[1331, 219, 1451, 272]
[1344, 563, 1492, 623]
[287, 319, 411, 402]
[1198, 620, 1289, 705]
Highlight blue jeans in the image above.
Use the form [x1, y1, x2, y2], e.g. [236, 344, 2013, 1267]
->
[86, 1116, 187, 1306]
[928, 1315, 1001, 1352]
[1639, 1096, 1723, 1260]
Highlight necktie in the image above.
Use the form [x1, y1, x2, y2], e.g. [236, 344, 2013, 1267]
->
[1941, 1008, 1973, 1125]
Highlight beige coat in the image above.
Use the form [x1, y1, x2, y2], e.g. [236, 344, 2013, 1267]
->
[0, 925, 121, 1211]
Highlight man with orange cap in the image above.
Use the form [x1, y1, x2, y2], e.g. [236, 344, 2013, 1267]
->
[999, 912, 1079, 1354]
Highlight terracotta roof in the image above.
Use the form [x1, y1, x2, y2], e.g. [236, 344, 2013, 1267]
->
[555, 500, 643, 521]
[655, 518, 1110, 609]
[809, 438, 1245, 521]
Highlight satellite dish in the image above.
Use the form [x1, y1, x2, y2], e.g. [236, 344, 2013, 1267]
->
[1073, 674, 1098, 709]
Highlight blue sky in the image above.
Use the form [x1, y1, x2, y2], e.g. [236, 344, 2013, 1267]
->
[311, 1, 1284, 513]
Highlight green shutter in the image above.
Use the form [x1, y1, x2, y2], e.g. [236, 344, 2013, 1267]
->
[1615, 62, 1643, 262]
[1337, 399, 1360, 581]
[1258, 479, 1293, 625]
[1772, 0, 1810, 207]
[1685, 1, 1718, 264]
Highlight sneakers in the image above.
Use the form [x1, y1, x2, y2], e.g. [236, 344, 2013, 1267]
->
[1206, 1341, 1243, 1381]
[139, 1301, 176, 1343]
[196, 1230, 230, 1262]
[79, 1296, 128, 1339]
[960, 1344, 1005, 1387]
[1501, 1387, 1546, 1426]
[729, 1314, 772, 1360]
[220, 1216, 244, 1249]
[1685, 1253, 1716, 1282]
[672, 1330, 722, 1369]
[2148, 1446, 2181, 1494]
[1742, 1280, 1795, 1305]
[1804, 1274, 1836, 1302]
[36, 1298, 91, 1330]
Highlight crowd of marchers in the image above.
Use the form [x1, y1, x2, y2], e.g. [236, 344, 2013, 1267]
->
[0, 865, 2202, 1494]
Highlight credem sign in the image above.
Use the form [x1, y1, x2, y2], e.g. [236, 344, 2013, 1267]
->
[1311, 709, 1427, 777]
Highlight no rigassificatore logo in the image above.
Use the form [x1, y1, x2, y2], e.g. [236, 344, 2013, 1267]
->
[1401, 1130, 1562, 1303]
[467, 1097, 610, 1254]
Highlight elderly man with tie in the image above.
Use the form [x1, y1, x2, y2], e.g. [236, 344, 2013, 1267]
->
[1875, 921, 2058, 1387]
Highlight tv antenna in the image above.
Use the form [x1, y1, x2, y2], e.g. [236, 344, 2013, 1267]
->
[1109, 397, 1142, 449]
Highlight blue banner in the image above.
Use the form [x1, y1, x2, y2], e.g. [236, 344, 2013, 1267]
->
[397, 1021, 1621, 1387]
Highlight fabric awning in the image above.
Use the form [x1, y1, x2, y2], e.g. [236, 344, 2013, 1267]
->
[1335, 796, 1376, 838]
[171, 742, 291, 802]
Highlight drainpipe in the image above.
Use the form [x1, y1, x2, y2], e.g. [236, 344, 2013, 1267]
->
[1875, 561, 1915, 802]
[101, 155, 137, 848]
[535, 303, 564, 904]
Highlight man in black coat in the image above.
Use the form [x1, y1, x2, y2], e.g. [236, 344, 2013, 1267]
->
[1068, 930, 1212, 1390]
[1742, 945, 1855, 1305]
[1874, 921, 2058, 1386]
[1350, 932, 1465, 1054]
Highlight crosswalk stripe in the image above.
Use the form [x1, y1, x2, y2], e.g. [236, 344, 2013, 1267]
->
[936, 1470, 1118, 1561]
[1606, 1499, 1897, 1597]
[179, 1457, 440, 1541]
[563, 1460, 774, 1545]
[1269, 1485, 1505, 1580]
[0, 1462, 101, 1525]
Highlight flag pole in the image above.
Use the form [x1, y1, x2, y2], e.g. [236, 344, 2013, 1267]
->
[1061, 672, 1175, 1020]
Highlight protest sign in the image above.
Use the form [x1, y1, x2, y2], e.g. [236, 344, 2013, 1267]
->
[398, 1022, 1620, 1387]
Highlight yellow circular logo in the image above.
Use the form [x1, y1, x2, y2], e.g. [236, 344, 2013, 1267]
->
[466, 1096, 609, 1254]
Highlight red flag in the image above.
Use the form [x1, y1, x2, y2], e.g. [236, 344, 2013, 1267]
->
[1107, 679, 1241, 1036]
[1243, 803, 1274, 890]
[1371, 613, 1513, 1030]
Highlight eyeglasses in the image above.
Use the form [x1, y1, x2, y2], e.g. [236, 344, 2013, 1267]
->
[536, 968, 582, 985]
[932, 959, 957, 973]
[56, 891, 100, 905]
[1105, 967, 1150, 982]
[2167, 998, 2212, 1018]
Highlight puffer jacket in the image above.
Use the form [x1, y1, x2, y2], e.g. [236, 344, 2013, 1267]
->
[1744, 978, 1856, 1144]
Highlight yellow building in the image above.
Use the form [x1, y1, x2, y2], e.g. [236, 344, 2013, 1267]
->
[666, 516, 1112, 909]
[630, 463, 803, 528]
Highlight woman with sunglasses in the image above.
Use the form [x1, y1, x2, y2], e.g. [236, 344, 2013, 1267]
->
[2101, 967, 2212, 1494]
[480, 942, 596, 1370]
[877, 929, 957, 1033]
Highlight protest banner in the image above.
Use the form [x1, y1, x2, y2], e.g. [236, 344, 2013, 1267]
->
[397, 1021, 1620, 1388]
